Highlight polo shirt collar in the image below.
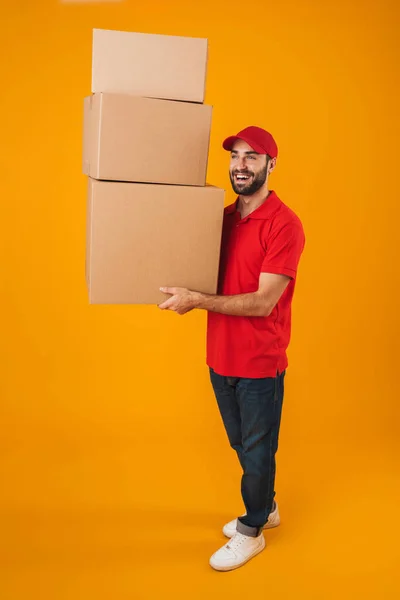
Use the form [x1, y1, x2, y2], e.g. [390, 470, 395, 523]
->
[226, 191, 280, 221]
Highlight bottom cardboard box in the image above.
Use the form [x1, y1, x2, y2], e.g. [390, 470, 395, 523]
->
[85, 178, 225, 304]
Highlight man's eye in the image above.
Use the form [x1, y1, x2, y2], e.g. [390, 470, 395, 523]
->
[248, 156, 256, 160]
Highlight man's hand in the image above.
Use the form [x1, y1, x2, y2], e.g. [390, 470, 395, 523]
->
[158, 287, 201, 315]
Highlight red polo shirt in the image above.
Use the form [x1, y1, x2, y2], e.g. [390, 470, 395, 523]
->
[206, 190, 305, 378]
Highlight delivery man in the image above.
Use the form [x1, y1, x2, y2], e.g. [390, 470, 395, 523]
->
[159, 126, 305, 571]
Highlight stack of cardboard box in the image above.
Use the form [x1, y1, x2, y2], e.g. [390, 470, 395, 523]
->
[82, 28, 225, 304]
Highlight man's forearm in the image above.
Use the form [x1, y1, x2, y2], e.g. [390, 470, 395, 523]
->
[194, 290, 272, 317]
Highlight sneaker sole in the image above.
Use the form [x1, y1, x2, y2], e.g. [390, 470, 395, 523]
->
[209, 538, 266, 572]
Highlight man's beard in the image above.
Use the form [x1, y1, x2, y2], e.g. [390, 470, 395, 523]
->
[229, 163, 268, 196]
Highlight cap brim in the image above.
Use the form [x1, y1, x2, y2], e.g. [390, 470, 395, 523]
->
[222, 135, 266, 154]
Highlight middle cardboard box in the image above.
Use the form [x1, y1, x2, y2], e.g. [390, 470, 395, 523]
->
[83, 93, 212, 186]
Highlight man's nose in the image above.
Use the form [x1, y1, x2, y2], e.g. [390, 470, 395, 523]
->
[237, 157, 247, 170]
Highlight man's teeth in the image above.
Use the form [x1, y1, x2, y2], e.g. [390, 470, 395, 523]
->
[236, 174, 250, 180]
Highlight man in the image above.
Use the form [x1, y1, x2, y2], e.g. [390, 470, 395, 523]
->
[159, 126, 305, 571]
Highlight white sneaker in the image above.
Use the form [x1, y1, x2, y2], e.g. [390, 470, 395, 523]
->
[209, 532, 266, 571]
[222, 502, 280, 538]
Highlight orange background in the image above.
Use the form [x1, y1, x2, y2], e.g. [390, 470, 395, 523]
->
[1, 0, 399, 598]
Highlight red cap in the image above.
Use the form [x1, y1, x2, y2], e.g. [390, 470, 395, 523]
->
[223, 126, 278, 158]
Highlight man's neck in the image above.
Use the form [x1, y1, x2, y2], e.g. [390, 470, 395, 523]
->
[238, 185, 271, 218]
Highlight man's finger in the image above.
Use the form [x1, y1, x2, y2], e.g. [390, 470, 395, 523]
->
[158, 297, 175, 310]
[160, 286, 179, 295]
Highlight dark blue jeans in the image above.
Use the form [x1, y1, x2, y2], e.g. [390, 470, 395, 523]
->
[210, 367, 285, 537]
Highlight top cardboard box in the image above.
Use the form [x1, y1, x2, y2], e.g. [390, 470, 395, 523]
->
[91, 28, 208, 103]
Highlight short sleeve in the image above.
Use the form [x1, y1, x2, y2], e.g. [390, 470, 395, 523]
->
[261, 219, 305, 280]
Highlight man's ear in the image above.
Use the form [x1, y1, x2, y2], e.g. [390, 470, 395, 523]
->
[268, 157, 277, 174]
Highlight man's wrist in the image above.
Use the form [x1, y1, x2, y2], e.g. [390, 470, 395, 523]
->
[192, 291, 208, 310]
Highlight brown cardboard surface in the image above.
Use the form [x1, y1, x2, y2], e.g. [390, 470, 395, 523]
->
[82, 93, 212, 186]
[91, 28, 208, 103]
[86, 178, 225, 304]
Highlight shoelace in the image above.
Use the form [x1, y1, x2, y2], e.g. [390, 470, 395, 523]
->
[226, 533, 248, 551]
